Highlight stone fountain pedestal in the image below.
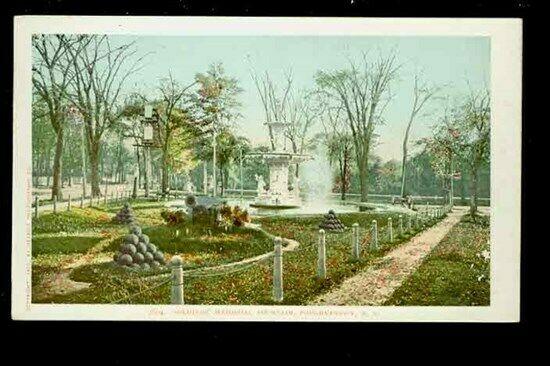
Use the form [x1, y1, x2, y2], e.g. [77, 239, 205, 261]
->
[248, 122, 312, 209]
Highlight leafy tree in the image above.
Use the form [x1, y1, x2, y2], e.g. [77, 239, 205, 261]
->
[192, 63, 243, 196]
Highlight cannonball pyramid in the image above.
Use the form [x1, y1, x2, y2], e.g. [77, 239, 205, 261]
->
[112, 202, 136, 224]
[318, 209, 346, 232]
[113, 224, 167, 270]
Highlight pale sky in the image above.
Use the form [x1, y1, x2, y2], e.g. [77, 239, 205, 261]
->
[113, 35, 490, 161]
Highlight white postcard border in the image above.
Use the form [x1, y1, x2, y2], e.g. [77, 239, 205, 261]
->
[12, 16, 522, 321]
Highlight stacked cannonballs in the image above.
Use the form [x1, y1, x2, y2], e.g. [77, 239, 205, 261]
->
[319, 209, 346, 232]
[113, 225, 167, 270]
[112, 203, 136, 224]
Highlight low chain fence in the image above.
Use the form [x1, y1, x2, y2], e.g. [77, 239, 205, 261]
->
[107, 203, 453, 304]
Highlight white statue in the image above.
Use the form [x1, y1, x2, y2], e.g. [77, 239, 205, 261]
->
[185, 181, 195, 194]
[255, 174, 266, 194]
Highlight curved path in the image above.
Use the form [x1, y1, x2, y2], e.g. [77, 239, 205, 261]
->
[34, 222, 300, 299]
[311, 207, 469, 306]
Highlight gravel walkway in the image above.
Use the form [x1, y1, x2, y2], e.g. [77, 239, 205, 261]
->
[311, 206, 469, 306]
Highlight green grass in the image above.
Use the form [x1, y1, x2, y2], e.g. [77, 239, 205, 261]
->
[32, 235, 104, 255]
[32, 208, 115, 234]
[37, 210, 444, 304]
[102, 223, 274, 270]
[385, 214, 490, 306]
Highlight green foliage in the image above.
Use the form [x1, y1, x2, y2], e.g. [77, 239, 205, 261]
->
[160, 209, 187, 225]
[386, 215, 490, 306]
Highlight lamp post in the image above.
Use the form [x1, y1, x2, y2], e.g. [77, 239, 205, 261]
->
[140, 105, 157, 198]
[239, 146, 244, 200]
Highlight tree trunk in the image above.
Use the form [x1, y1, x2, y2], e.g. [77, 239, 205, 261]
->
[341, 146, 351, 201]
[220, 167, 225, 197]
[358, 157, 368, 203]
[400, 143, 408, 197]
[460, 169, 466, 205]
[161, 148, 169, 195]
[89, 140, 102, 197]
[136, 148, 141, 189]
[400, 121, 413, 198]
[469, 167, 479, 216]
[51, 129, 64, 200]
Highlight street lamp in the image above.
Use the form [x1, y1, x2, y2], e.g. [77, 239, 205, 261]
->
[133, 104, 158, 198]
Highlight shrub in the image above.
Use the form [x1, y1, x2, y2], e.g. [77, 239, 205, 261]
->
[160, 209, 187, 225]
[232, 206, 250, 227]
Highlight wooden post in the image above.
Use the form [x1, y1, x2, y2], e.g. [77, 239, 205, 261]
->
[80, 194, 84, 208]
[89, 194, 93, 207]
[398, 215, 403, 237]
[273, 237, 283, 302]
[352, 223, 360, 260]
[170, 256, 184, 305]
[388, 217, 393, 243]
[115, 191, 118, 204]
[34, 196, 39, 218]
[371, 220, 378, 250]
[67, 194, 71, 211]
[53, 195, 57, 214]
[317, 229, 326, 279]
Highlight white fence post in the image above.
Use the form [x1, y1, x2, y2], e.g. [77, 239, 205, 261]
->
[352, 223, 360, 260]
[317, 229, 326, 279]
[53, 195, 57, 214]
[170, 256, 184, 304]
[388, 217, 393, 243]
[67, 194, 71, 211]
[273, 237, 283, 302]
[34, 196, 39, 218]
[371, 220, 378, 250]
[398, 215, 403, 237]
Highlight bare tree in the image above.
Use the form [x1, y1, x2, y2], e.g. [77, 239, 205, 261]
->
[458, 88, 490, 215]
[320, 103, 354, 200]
[32, 35, 89, 199]
[63, 35, 146, 197]
[400, 73, 442, 197]
[281, 88, 322, 178]
[316, 51, 400, 202]
[249, 67, 293, 149]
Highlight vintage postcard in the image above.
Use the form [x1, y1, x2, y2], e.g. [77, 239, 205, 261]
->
[12, 16, 522, 321]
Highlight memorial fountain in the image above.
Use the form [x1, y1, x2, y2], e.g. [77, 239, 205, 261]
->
[248, 122, 312, 209]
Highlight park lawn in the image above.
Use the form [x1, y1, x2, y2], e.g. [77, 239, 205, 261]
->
[385, 214, 490, 306]
[32, 235, 104, 255]
[37, 210, 444, 305]
[102, 223, 275, 270]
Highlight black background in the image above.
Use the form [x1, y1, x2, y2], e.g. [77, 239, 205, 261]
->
[2, 0, 537, 361]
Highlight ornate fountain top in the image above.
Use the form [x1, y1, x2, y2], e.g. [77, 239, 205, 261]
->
[264, 121, 289, 152]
